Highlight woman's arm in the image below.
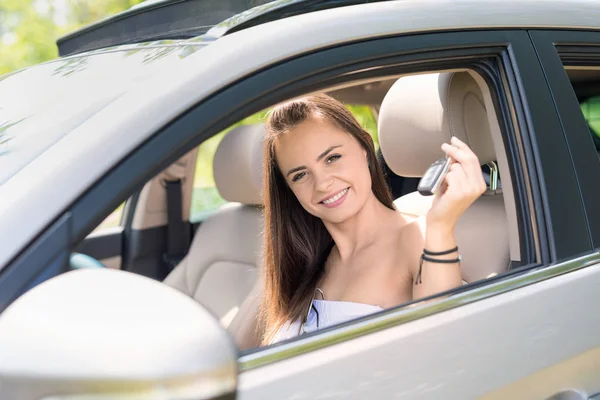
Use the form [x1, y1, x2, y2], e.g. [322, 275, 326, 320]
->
[408, 137, 486, 300]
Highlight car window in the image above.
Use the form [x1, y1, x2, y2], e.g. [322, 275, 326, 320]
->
[190, 130, 230, 223]
[189, 105, 379, 223]
[0, 42, 207, 187]
[579, 95, 600, 152]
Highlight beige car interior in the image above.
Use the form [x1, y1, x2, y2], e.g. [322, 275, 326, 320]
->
[140, 69, 521, 350]
[378, 71, 511, 282]
[92, 149, 199, 270]
[130, 149, 198, 232]
[163, 124, 265, 337]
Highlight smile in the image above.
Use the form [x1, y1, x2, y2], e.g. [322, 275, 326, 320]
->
[320, 187, 349, 207]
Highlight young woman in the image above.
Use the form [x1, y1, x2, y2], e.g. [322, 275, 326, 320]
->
[260, 94, 486, 344]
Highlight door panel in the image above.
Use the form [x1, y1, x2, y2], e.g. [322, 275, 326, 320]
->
[238, 255, 600, 399]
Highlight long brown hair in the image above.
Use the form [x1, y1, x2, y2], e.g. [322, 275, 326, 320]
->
[260, 94, 394, 344]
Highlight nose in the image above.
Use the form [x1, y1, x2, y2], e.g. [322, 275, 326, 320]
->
[314, 170, 334, 193]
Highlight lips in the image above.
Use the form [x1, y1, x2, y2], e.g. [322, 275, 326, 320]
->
[319, 187, 350, 207]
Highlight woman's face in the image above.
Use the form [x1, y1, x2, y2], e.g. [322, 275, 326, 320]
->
[275, 116, 372, 224]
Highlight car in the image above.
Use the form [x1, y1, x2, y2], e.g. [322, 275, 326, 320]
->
[2, 0, 600, 398]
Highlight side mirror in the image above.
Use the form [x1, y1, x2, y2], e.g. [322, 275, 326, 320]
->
[0, 269, 237, 400]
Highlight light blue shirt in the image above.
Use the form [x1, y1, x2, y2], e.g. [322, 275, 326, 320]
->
[271, 299, 383, 343]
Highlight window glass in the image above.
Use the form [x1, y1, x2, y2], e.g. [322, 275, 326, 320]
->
[190, 111, 268, 222]
[190, 105, 379, 222]
[580, 95, 600, 151]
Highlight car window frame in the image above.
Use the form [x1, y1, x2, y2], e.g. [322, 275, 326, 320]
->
[529, 29, 600, 250]
[0, 29, 590, 363]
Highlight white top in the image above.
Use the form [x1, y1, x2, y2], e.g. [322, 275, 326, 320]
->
[271, 299, 384, 344]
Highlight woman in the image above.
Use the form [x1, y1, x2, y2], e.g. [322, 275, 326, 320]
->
[260, 94, 486, 345]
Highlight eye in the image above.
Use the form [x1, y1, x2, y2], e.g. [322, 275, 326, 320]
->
[292, 171, 307, 182]
[326, 154, 341, 164]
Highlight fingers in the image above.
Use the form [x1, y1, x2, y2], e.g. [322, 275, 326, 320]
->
[441, 137, 486, 195]
[444, 163, 467, 197]
[441, 137, 478, 166]
[445, 157, 485, 200]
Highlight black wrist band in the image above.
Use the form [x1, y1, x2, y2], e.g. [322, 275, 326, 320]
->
[423, 246, 458, 256]
[414, 252, 462, 286]
[422, 254, 462, 263]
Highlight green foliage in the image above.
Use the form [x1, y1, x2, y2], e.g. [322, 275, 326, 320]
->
[581, 95, 600, 138]
[345, 104, 379, 148]
[0, 0, 145, 75]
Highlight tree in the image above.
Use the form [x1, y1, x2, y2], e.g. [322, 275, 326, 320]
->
[0, 0, 144, 75]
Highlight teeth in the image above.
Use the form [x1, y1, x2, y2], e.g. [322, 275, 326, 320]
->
[323, 188, 348, 204]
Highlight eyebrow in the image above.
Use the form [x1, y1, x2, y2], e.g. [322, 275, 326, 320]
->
[285, 145, 342, 177]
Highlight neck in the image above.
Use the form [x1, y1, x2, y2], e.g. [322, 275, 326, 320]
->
[322, 192, 395, 262]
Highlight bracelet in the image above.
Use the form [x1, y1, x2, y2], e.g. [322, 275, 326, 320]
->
[422, 254, 462, 263]
[423, 246, 458, 256]
[414, 248, 461, 285]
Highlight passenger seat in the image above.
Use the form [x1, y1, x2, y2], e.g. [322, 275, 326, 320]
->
[164, 124, 265, 330]
[378, 72, 510, 282]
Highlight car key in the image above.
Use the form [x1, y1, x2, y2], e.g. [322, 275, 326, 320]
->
[417, 156, 451, 196]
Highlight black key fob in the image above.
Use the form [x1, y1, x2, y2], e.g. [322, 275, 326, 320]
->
[418, 156, 451, 196]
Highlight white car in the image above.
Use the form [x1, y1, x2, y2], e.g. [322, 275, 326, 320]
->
[2, 0, 600, 399]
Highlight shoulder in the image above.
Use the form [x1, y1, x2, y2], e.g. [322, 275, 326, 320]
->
[397, 213, 426, 246]
[395, 213, 426, 277]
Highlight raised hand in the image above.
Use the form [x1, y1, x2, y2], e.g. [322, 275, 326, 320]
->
[426, 136, 487, 232]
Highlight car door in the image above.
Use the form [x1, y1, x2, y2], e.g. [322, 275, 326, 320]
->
[225, 27, 595, 400]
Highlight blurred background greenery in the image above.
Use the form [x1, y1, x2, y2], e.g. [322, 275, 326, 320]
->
[0, 0, 144, 75]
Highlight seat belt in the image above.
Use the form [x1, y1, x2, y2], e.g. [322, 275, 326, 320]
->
[163, 180, 190, 272]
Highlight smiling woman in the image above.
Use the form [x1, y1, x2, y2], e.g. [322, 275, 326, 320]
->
[260, 94, 486, 345]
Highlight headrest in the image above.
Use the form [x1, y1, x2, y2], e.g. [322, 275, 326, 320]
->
[378, 72, 496, 177]
[213, 124, 265, 205]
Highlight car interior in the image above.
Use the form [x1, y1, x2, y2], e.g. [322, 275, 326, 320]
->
[77, 68, 525, 350]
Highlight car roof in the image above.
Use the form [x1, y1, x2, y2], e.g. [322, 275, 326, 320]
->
[2, 0, 600, 268]
[55, 0, 274, 56]
[57, 0, 403, 57]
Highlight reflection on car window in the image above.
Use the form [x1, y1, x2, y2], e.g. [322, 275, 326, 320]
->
[0, 42, 206, 186]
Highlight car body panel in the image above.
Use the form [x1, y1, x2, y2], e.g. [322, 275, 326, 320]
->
[238, 254, 600, 399]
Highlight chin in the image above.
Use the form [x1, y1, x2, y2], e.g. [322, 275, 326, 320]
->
[319, 206, 359, 225]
